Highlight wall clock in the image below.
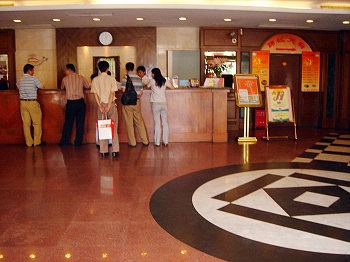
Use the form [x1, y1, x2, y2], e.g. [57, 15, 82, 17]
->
[98, 31, 113, 46]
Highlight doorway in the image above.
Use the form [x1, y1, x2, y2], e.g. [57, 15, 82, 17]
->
[270, 54, 301, 125]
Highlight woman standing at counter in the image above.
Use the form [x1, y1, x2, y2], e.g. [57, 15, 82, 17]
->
[149, 68, 174, 147]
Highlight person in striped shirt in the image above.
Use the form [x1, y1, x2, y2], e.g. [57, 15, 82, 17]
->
[17, 63, 45, 147]
[59, 64, 90, 146]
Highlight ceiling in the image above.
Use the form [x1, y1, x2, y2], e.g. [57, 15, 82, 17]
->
[0, 1, 349, 31]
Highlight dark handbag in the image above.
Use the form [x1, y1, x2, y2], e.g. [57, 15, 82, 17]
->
[121, 75, 137, 105]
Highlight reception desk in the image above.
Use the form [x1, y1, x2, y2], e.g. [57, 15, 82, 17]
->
[0, 88, 228, 144]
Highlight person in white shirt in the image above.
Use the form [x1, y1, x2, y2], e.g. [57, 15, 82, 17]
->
[149, 68, 174, 147]
[91, 61, 120, 158]
[137, 65, 150, 88]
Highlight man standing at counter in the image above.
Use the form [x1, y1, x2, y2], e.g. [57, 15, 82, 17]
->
[137, 65, 150, 88]
[91, 61, 120, 158]
[121, 62, 149, 147]
[59, 64, 90, 147]
[17, 63, 45, 147]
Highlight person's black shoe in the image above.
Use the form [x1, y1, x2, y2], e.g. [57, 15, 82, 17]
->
[142, 143, 149, 147]
[100, 152, 109, 158]
[112, 152, 119, 157]
[128, 144, 137, 147]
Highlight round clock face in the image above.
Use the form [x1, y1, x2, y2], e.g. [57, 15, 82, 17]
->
[99, 31, 113, 46]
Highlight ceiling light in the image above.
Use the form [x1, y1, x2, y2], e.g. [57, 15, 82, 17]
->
[178, 17, 187, 21]
[13, 19, 21, 23]
[136, 17, 144, 21]
[306, 19, 314, 23]
[53, 18, 61, 22]
[224, 18, 232, 22]
[93, 18, 101, 21]
[269, 18, 277, 22]
[343, 20, 350, 25]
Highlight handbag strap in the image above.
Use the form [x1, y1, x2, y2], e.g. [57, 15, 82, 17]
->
[100, 113, 107, 120]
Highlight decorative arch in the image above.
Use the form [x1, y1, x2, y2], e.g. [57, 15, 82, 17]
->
[261, 33, 312, 54]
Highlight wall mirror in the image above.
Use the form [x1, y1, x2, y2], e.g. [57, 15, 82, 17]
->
[0, 54, 9, 90]
[77, 46, 136, 83]
[93, 56, 120, 81]
[204, 51, 237, 78]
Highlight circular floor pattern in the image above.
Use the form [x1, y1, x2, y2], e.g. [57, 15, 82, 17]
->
[150, 162, 350, 261]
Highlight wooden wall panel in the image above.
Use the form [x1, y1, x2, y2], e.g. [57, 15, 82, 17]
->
[0, 89, 228, 144]
[56, 27, 157, 87]
[201, 28, 238, 47]
[0, 29, 15, 50]
[342, 31, 350, 50]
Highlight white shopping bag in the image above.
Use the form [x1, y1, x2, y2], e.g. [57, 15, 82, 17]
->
[97, 118, 114, 140]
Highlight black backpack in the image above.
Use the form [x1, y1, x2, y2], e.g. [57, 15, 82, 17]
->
[121, 75, 137, 105]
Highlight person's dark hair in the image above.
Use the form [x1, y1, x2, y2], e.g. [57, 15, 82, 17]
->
[90, 73, 98, 80]
[151, 68, 166, 88]
[136, 65, 146, 73]
[125, 62, 135, 71]
[98, 61, 109, 73]
[23, 64, 34, 73]
[66, 63, 76, 72]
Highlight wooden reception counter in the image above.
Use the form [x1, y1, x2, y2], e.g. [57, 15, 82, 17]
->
[0, 88, 228, 144]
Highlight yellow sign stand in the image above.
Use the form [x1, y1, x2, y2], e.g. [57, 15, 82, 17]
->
[234, 74, 263, 144]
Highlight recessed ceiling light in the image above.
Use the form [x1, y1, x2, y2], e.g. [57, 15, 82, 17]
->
[224, 18, 232, 22]
[13, 19, 21, 23]
[93, 18, 101, 22]
[179, 17, 187, 21]
[306, 19, 314, 23]
[136, 17, 144, 21]
[343, 20, 350, 24]
[269, 18, 277, 22]
[53, 18, 61, 22]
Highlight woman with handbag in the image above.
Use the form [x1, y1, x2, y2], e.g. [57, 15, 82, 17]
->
[149, 68, 174, 147]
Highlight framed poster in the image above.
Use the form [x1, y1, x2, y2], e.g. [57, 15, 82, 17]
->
[301, 51, 320, 92]
[233, 74, 262, 107]
[251, 50, 270, 91]
[266, 85, 294, 122]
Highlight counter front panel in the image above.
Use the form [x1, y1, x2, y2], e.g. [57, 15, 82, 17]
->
[0, 88, 228, 144]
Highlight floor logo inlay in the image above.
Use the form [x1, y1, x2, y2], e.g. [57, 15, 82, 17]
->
[193, 169, 350, 254]
[150, 162, 350, 261]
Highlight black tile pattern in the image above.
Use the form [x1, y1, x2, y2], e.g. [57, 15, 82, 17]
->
[293, 133, 350, 167]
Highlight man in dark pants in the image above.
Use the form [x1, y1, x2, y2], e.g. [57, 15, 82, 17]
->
[59, 64, 90, 146]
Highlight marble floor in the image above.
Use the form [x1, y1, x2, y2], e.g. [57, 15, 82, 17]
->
[0, 128, 349, 261]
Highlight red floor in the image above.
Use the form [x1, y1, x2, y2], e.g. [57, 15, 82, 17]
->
[0, 128, 337, 261]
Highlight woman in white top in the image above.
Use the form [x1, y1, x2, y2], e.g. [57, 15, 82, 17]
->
[149, 68, 174, 146]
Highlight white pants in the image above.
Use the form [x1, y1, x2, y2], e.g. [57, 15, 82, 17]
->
[152, 102, 169, 145]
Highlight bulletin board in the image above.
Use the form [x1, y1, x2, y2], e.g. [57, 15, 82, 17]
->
[233, 74, 262, 107]
[264, 85, 297, 140]
[265, 85, 294, 122]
